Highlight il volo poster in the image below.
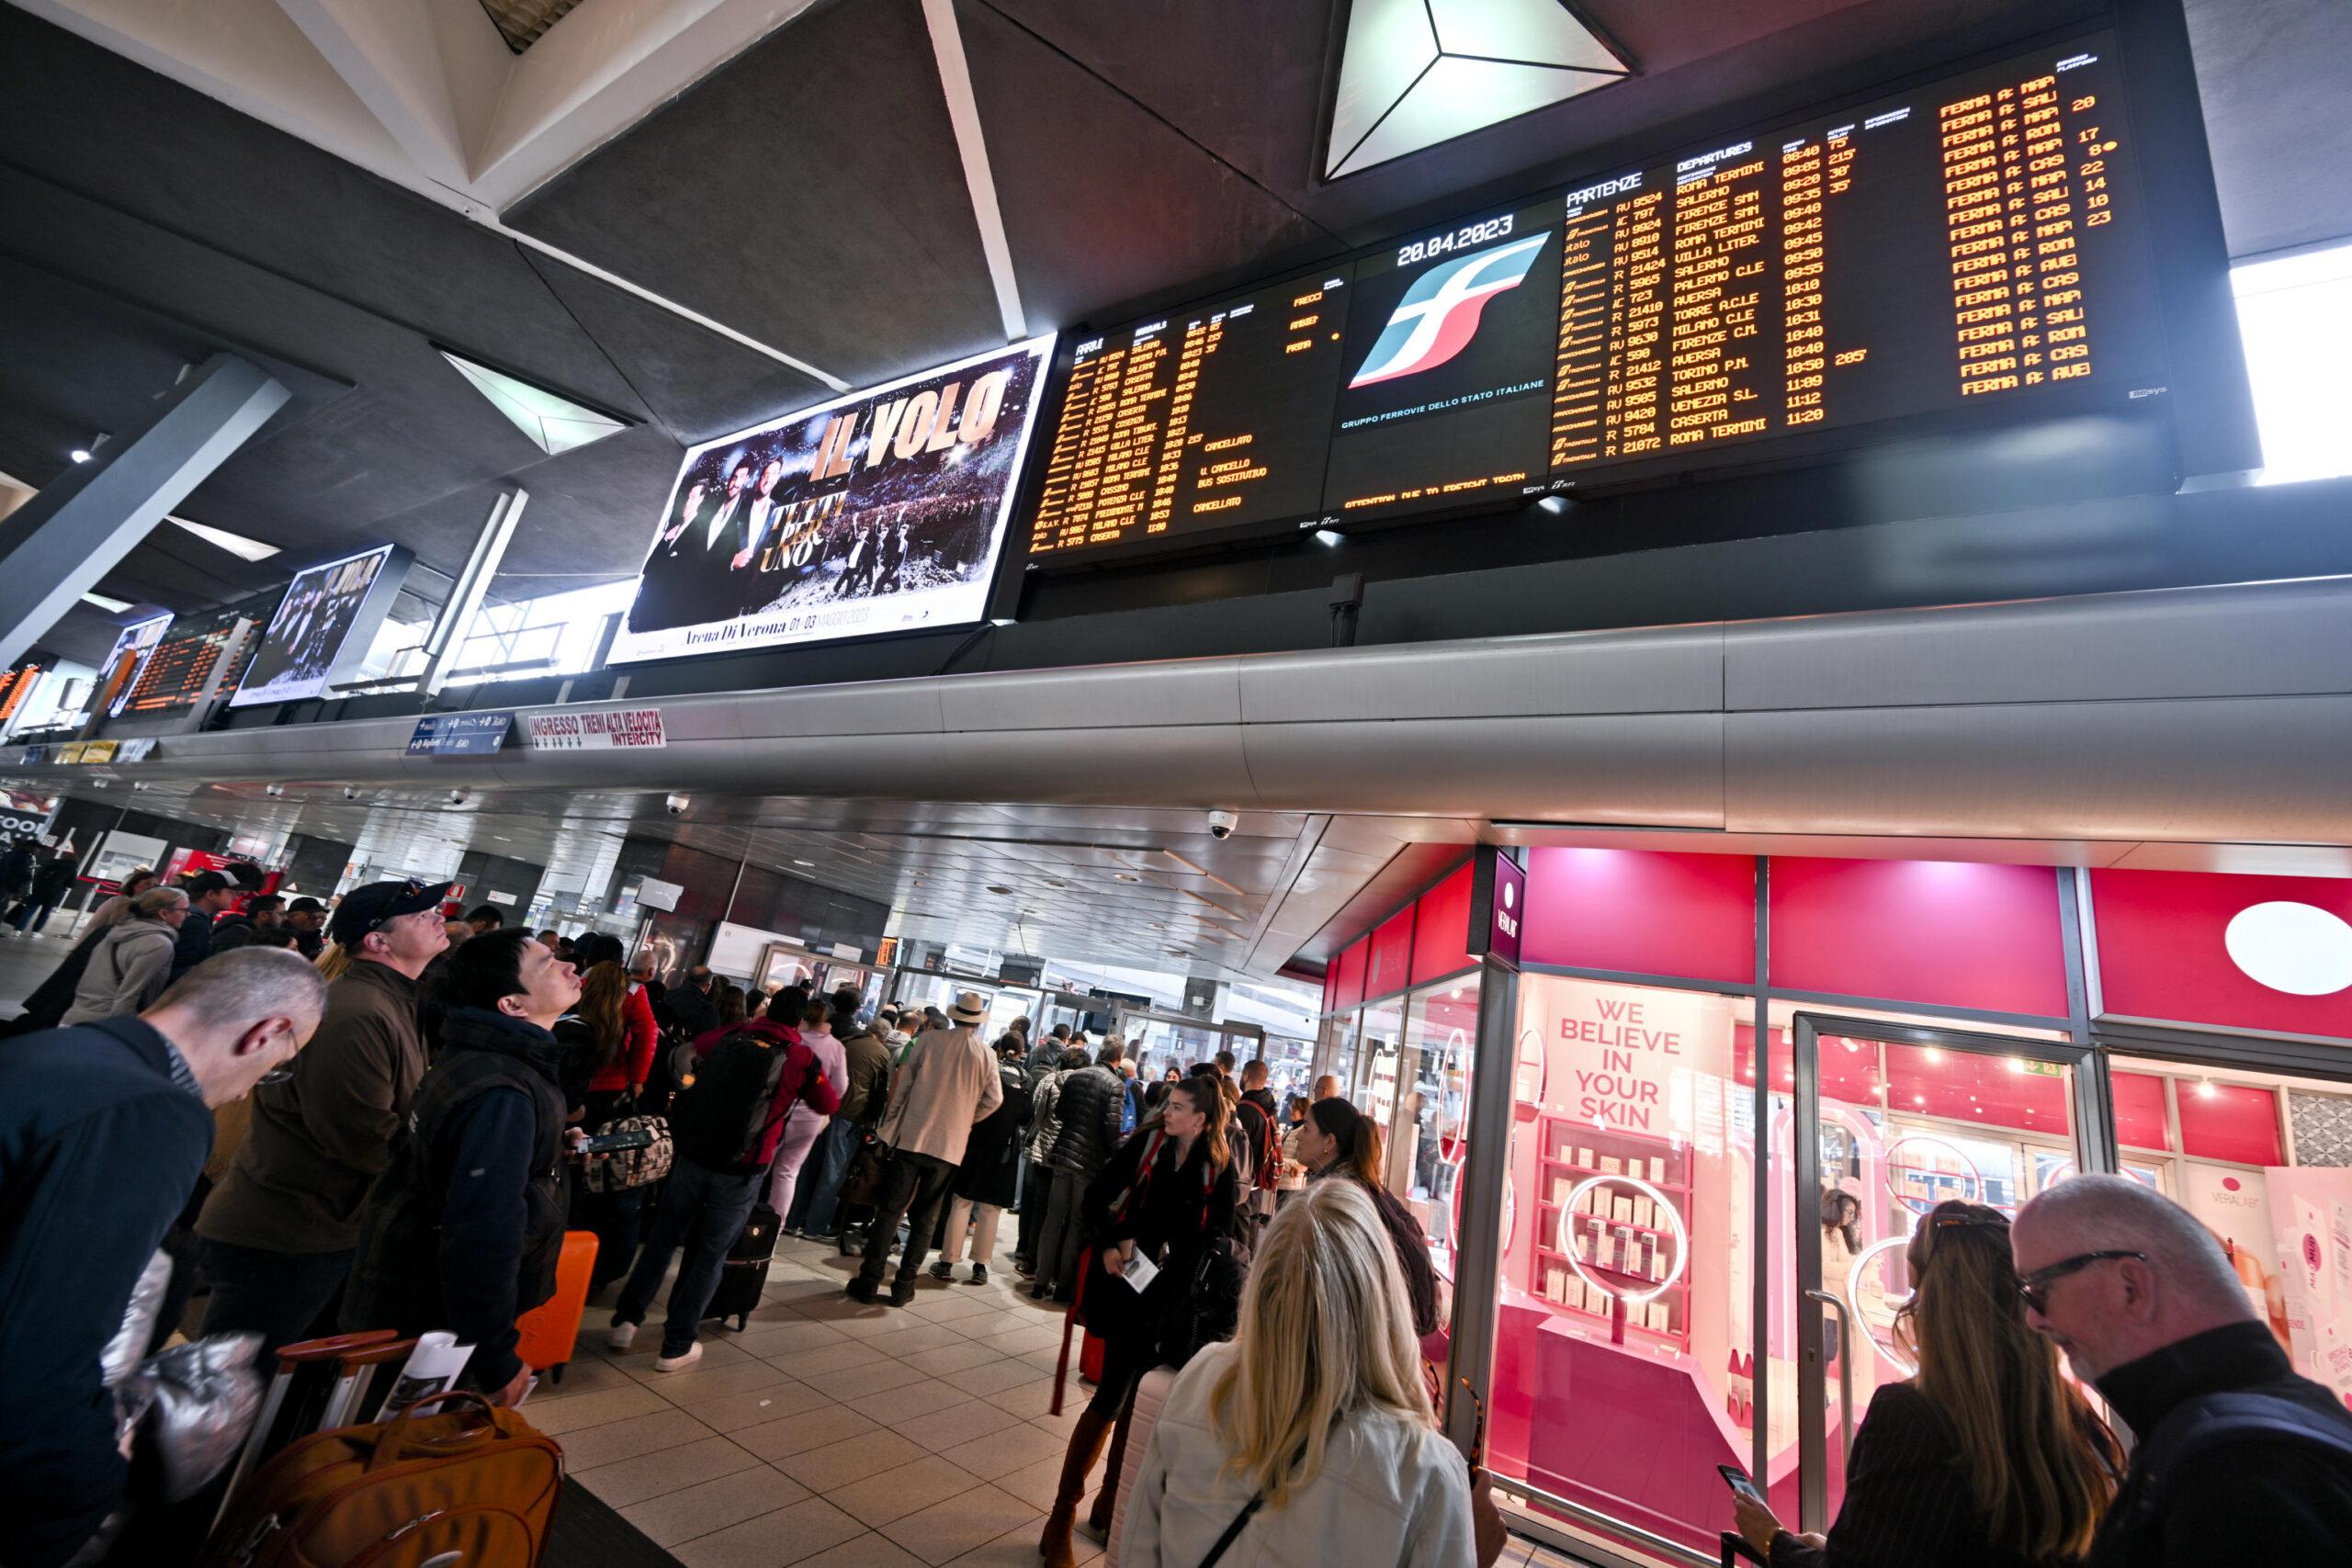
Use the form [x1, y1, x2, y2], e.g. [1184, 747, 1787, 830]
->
[609, 336, 1054, 664]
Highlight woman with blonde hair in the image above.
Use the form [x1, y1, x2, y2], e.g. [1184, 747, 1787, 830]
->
[1732, 1199, 2120, 1566]
[1123, 1179, 1501, 1567]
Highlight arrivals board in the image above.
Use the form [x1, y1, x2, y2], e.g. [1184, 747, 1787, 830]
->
[1030, 271, 1350, 554]
[119, 605, 258, 716]
[1023, 32, 2157, 559]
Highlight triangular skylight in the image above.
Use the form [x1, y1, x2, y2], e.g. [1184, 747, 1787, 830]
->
[441, 351, 627, 456]
[1327, 0, 1630, 179]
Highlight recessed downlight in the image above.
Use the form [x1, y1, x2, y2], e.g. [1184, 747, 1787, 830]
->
[986, 884, 1015, 896]
[1113, 872, 1142, 884]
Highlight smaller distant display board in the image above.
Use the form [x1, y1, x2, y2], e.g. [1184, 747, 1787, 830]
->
[97, 613, 174, 717]
[230, 544, 413, 707]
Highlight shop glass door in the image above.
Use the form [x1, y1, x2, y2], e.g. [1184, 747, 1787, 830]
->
[1354, 998, 1405, 1145]
[1785, 1015, 2101, 1535]
[1396, 977, 1480, 1385]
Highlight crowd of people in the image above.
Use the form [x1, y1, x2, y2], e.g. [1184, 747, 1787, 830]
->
[4, 863, 2350, 1568]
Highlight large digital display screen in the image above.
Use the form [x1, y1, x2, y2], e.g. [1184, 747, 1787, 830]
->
[1024, 33, 2157, 560]
[609, 336, 1055, 664]
[96, 613, 173, 717]
[1030, 271, 1351, 553]
[229, 544, 412, 707]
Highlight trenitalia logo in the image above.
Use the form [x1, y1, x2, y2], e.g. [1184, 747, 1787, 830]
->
[1349, 233, 1550, 389]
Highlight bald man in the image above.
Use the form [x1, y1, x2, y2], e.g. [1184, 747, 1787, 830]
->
[1312, 1073, 1341, 1101]
[2012, 1174, 2352, 1566]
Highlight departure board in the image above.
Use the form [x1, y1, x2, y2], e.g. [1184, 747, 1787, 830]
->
[1028, 270, 1351, 554]
[1542, 40, 2153, 473]
[120, 607, 256, 716]
[1023, 32, 2158, 562]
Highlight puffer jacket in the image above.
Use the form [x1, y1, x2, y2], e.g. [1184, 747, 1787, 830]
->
[1045, 1063, 1126, 1179]
[1026, 1067, 1069, 1165]
[60, 917, 179, 1024]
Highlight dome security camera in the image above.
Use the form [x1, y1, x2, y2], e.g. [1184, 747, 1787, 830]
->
[342, 786, 360, 801]
[448, 788, 469, 807]
[665, 794, 690, 817]
[1205, 808, 1238, 840]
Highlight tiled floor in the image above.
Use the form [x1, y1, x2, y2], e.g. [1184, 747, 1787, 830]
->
[535, 1227, 1114, 1568]
[537, 1224, 1593, 1568]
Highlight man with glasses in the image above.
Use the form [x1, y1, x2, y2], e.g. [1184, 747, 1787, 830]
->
[2013, 1173, 2352, 1565]
[0, 950, 323, 1568]
[197, 880, 453, 1357]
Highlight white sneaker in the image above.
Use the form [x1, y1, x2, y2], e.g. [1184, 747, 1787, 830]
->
[654, 1342, 704, 1373]
[605, 1322, 637, 1351]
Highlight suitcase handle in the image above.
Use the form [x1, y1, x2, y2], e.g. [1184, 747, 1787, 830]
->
[275, 1329, 398, 1368]
[334, 1337, 422, 1370]
[364, 1390, 503, 1472]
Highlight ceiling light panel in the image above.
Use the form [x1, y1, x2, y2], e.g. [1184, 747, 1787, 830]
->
[1326, 0, 1629, 179]
[167, 516, 279, 560]
[440, 351, 627, 456]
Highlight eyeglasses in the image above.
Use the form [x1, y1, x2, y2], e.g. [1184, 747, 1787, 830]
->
[2016, 1249, 2146, 1314]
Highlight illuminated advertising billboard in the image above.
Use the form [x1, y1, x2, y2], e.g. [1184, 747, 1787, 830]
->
[229, 543, 413, 707]
[608, 335, 1055, 664]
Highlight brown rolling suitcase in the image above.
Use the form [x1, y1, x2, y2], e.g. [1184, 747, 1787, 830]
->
[203, 1390, 562, 1567]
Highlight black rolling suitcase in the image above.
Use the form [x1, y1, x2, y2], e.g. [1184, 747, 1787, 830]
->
[705, 1201, 779, 1330]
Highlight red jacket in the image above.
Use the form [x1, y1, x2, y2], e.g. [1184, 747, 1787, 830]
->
[586, 984, 661, 1093]
[690, 1017, 841, 1167]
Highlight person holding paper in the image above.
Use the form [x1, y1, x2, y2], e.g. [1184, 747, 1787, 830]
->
[1038, 1075, 1239, 1568]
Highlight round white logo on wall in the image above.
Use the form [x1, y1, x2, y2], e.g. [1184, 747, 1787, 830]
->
[2223, 901, 2352, 997]
[1502, 882, 1516, 911]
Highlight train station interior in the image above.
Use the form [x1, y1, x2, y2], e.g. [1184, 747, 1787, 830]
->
[2, 1, 2349, 1565]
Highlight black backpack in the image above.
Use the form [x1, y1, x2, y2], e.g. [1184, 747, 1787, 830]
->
[669, 1027, 792, 1173]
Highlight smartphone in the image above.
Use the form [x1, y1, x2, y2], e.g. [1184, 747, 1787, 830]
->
[578, 1127, 655, 1156]
[1718, 1464, 1766, 1504]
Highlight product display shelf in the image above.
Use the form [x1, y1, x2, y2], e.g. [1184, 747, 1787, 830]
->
[1530, 1247, 1689, 1348]
[1531, 1115, 1695, 1351]
[1534, 1202, 1684, 1243]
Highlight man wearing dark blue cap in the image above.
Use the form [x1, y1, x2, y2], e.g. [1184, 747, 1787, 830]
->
[197, 879, 452, 1354]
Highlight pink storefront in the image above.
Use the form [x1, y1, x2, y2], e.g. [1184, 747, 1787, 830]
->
[1312, 848, 2352, 1567]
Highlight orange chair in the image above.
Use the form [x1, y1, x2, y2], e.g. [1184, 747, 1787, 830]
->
[514, 1230, 599, 1385]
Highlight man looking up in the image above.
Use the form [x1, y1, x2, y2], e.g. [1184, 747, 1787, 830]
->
[197, 879, 453, 1355]
[2012, 1173, 2352, 1565]
[345, 931, 583, 1405]
[0, 950, 325, 1568]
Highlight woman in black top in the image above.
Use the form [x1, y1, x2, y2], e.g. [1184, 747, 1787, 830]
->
[1295, 1096, 1442, 1338]
[1038, 1075, 1238, 1568]
[1733, 1200, 2120, 1567]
